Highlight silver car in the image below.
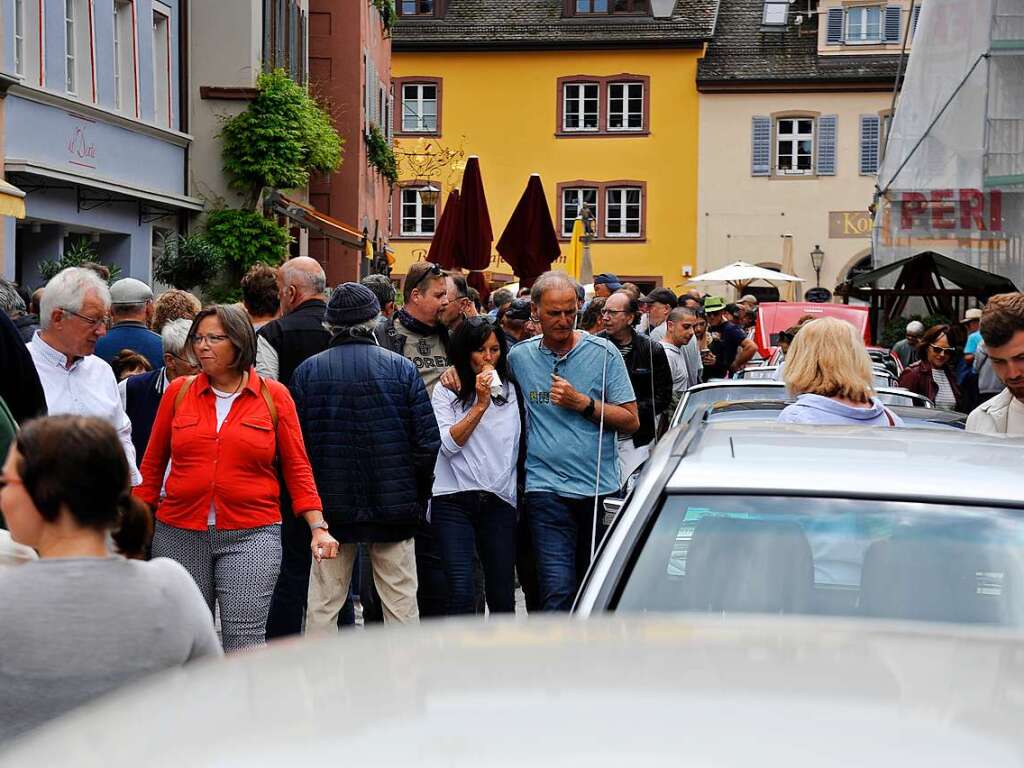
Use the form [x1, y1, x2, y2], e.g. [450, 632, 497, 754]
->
[671, 380, 932, 428]
[577, 421, 1024, 627]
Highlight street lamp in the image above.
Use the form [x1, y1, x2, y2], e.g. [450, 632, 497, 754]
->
[810, 244, 825, 288]
[418, 186, 440, 207]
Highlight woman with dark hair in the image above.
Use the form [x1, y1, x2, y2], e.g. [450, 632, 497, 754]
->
[898, 324, 964, 411]
[430, 316, 523, 615]
[0, 415, 220, 741]
[136, 305, 338, 650]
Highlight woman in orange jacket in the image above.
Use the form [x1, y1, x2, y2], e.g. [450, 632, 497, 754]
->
[135, 305, 338, 650]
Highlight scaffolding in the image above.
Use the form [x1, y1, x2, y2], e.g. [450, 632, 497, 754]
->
[872, 0, 1024, 291]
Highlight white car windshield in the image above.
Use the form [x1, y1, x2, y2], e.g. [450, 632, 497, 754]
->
[617, 495, 1024, 627]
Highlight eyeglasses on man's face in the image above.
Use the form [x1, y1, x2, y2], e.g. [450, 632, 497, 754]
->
[599, 309, 627, 317]
[62, 308, 110, 328]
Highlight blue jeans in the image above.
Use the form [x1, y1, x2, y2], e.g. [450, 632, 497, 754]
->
[432, 491, 517, 615]
[526, 492, 609, 612]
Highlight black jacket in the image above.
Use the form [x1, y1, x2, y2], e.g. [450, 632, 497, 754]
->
[289, 335, 441, 542]
[258, 299, 330, 385]
[0, 312, 46, 424]
[600, 329, 673, 448]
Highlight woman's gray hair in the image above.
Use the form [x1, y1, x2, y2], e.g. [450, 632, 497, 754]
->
[530, 270, 580, 306]
[40, 267, 111, 329]
[185, 304, 256, 372]
[160, 318, 192, 357]
[0, 279, 26, 315]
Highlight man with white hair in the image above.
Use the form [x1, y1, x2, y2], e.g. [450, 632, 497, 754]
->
[118, 318, 197, 461]
[892, 320, 925, 368]
[27, 267, 141, 484]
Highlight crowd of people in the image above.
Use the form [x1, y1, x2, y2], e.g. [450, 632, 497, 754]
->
[2, 257, 1024, 741]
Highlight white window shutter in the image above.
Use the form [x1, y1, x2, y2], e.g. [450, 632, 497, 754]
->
[751, 116, 771, 176]
[826, 7, 844, 44]
[911, 5, 921, 38]
[816, 115, 838, 175]
[884, 6, 902, 42]
[859, 115, 881, 175]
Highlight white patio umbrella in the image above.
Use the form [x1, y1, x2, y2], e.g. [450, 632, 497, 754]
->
[688, 261, 804, 292]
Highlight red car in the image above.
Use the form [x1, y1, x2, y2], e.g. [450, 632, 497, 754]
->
[753, 302, 872, 360]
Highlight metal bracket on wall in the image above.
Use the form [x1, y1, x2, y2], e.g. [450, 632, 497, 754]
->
[77, 187, 118, 213]
[138, 201, 175, 225]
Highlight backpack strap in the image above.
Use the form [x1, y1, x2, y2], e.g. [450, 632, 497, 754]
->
[260, 379, 279, 430]
[172, 375, 197, 415]
[883, 407, 896, 427]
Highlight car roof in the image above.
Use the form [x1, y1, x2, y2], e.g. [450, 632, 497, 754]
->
[667, 421, 1024, 505]
[706, 401, 964, 426]
[5, 616, 1024, 767]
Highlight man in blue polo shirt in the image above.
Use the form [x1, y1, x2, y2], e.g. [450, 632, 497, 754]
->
[95, 278, 163, 369]
[507, 271, 638, 611]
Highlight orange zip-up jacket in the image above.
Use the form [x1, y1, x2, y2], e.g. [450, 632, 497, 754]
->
[134, 370, 322, 530]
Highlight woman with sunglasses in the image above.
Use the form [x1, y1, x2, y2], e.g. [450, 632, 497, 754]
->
[898, 324, 964, 411]
[430, 317, 524, 616]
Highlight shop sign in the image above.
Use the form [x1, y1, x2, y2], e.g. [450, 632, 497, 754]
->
[65, 115, 98, 170]
[894, 188, 1005, 238]
[828, 211, 873, 239]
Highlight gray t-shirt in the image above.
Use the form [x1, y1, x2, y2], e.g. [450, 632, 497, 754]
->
[0, 556, 221, 742]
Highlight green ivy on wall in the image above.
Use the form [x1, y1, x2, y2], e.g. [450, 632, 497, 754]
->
[220, 69, 344, 205]
[367, 125, 399, 186]
[371, 0, 397, 34]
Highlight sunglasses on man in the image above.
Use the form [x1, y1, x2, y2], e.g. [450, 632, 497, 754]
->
[408, 262, 443, 295]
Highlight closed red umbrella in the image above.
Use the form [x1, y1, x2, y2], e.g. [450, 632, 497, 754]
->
[496, 173, 561, 286]
[426, 188, 460, 270]
[452, 156, 493, 272]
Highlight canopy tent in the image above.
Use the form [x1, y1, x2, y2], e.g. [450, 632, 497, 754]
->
[688, 261, 804, 292]
[835, 250, 1018, 338]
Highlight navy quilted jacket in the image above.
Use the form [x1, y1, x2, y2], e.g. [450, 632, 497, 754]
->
[289, 335, 441, 541]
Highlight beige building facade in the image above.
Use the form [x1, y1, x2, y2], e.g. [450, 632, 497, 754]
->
[696, 0, 922, 300]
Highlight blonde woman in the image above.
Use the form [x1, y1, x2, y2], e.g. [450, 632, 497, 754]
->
[778, 317, 903, 426]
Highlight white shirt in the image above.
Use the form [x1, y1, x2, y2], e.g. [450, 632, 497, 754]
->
[649, 323, 667, 343]
[1008, 397, 1024, 436]
[931, 368, 957, 409]
[659, 339, 688, 395]
[431, 381, 520, 508]
[207, 388, 242, 525]
[28, 332, 141, 486]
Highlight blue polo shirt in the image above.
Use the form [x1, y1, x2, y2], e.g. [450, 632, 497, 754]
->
[508, 332, 635, 498]
[95, 322, 164, 369]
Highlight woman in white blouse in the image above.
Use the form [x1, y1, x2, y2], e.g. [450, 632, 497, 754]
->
[430, 317, 523, 615]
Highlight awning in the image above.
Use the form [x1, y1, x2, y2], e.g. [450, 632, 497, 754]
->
[0, 177, 26, 219]
[265, 190, 365, 249]
[5, 160, 204, 211]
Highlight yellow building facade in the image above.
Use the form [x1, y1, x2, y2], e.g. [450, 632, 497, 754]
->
[390, 4, 714, 294]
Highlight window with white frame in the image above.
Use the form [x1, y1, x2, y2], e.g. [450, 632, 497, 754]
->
[398, 0, 434, 15]
[400, 187, 438, 236]
[401, 83, 438, 133]
[605, 187, 642, 237]
[14, 0, 25, 76]
[607, 82, 644, 131]
[846, 5, 883, 42]
[563, 82, 600, 132]
[561, 187, 598, 237]
[114, 0, 138, 114]
[64, 0, 76, 94]
[776, 117, 814, 173]
[152, 8, 171, 126]
[762, 0, 788, 24]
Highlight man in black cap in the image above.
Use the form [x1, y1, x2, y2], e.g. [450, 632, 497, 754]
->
[290, 283, 441, 627]
[499, 298, 538, 344]
[643, 287, 678, 343]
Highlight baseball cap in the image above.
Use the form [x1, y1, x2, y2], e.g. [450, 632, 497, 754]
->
[962, 308, 983, 323]
[594, 273, 623, 291]
[504, 298, 533, 322]
[109, 278, 154, 305]
[703, 296, 726, 313]
[739, 294, 759, 305]
[640, 287, 678, 307]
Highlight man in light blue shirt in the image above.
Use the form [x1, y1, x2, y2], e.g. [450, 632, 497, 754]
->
[507, 271, 638, 611]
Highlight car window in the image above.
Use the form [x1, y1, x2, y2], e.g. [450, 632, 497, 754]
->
[676, 386, 785, 425]
[616, 494, 1024, 627]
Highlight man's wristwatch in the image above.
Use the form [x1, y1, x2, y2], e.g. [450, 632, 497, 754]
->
[582, 397, 596, 419]
[310, 520, 330, 533]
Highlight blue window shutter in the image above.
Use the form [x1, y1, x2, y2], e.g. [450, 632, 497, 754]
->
[859, 115, 881, 175]
[817, 115, 838, 176]
[751, 116, 772, 176]
[884, 6, 902, 42]
[826, 7, 844, 44]
[911, 5, 921, 38]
